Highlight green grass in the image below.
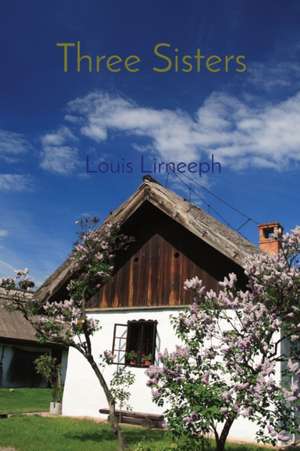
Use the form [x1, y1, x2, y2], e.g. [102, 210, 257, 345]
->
[0, 388, 51, 414]
[0, 416, 269, 451]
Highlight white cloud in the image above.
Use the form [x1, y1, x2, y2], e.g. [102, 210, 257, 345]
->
[40, 126, 79, 174]
[195, 91, 300, 168]
[0, 129, 31, 161]
[0, 229, 8, 238]
[247, 61, 300, 91]
[66, 92, 200, 162]
[41, 126, 76, 146]
[65, 90, 300, 170]
[0, 174, 32, 191]
[40, 146, 79, 174]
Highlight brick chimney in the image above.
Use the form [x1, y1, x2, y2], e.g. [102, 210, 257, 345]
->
[258, 222, 283, 255]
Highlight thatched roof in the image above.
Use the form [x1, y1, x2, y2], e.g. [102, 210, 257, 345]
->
[0, 288, 64, 347]
[0, 288, 39, 344]
[36, 176, 258, 303]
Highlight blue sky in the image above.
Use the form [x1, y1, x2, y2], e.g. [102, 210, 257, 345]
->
[1, 0, 300, 285]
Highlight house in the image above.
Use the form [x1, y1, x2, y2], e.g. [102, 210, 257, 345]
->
[0, 287, 67, 388]
[36, 175, 283, 441]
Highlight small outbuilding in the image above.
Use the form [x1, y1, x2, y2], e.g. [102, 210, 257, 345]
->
[0, 287, 66, 388]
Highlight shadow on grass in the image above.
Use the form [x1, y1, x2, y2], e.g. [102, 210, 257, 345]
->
[227, 447, 262, 451]
[64, 427, 272, 451]
[64, 427, 167, 445]
[64, 430, 114, 442]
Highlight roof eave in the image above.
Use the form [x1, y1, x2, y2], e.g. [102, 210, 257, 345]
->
[36, 179, 257, 302]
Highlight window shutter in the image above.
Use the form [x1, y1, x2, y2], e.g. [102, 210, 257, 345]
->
[125, 321, 140, 355]
[144, 321, 157, 362]
[112, 323, 128, 365]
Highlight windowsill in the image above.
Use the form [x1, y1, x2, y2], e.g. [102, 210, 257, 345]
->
[126, 362, 153, 368]
[111, 362, 154, 368]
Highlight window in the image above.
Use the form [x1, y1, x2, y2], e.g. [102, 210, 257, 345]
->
[112, 320, 157, 367]
[125, 320, 157, 367]
[8, 348, 46, 387]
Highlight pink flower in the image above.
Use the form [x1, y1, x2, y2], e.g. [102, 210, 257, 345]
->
[201, 373, 209, 384]
[277, 432, 290, 442]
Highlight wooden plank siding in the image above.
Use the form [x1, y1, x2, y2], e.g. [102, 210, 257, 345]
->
[86, 202, 247, 309]
[96, 234, 216, 308]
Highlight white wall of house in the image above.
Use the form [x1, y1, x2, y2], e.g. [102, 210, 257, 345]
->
[62, 308, 282, 443]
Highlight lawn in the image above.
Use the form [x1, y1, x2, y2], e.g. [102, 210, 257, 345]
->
[0, 388, 51, 415]
[0, 416, 269, 451]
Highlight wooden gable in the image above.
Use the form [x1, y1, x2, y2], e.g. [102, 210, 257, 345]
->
[87, 201, 246, 309]
[37, 177, 255, 306]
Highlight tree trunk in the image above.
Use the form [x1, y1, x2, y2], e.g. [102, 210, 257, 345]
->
[215, 417, 235, 451]
[108, 401, 127, 451]
[215, 437, 226, 451]
[82, 351, 127, 450]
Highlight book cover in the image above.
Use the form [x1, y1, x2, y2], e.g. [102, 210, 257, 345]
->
[0, 1, 299, 450]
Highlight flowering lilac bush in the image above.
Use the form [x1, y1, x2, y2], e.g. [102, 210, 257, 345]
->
[147, 227, 300, 451]
[1, 216, 134, 451]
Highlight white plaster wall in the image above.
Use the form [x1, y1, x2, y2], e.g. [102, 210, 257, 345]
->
[62, 308, 282, 443]
[62, 309, 176, 418]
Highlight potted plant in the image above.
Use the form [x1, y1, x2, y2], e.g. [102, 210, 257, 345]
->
[142, 353, 153, 367]
[126, 351, 138, 366]
[34, 354, 63, 415]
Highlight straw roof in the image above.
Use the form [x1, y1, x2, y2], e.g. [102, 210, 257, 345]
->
[0, 288, 38, 344]
[36, 176, 257, 303]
